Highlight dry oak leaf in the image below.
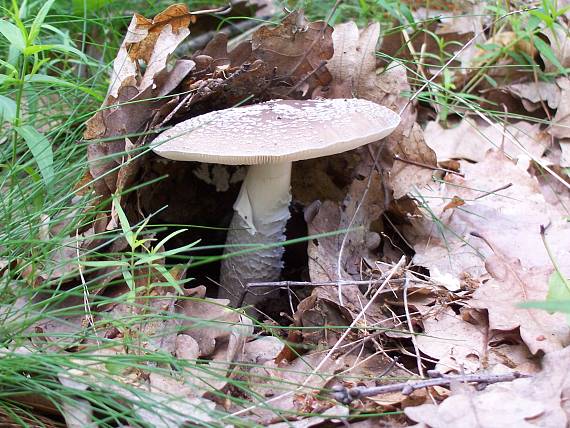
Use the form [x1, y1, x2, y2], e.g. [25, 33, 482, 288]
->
[390, 122, 437, 200]
[324, 21, 409, 112]
[409, 150, 570, 281]
[540, 24, 570, 73]
[416, 307, 540, 374]
[416, 307, 488, 374]
[175, 296, 252, 397]
[503, 80, 561, 112]
[405, 388, 543, 428]
[306, 170, 386, 282]
[266, 405, 349, 428]
[548, 77, 570, 140]
[84, 4, 195, 202]
[85, 4, 193, 139]
[247, 352, 342, 419]
[470, 256, 570, 355]
[424, 119, 550, 163]
[248, 350, 396, 421]
[108, 4, 194, 100]
[303, 171, 393, 330]
[176, 297, 242, 357]
[251, 11, 333, 95]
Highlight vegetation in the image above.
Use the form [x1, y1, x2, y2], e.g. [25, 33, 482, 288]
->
[0, 0, 569, 426]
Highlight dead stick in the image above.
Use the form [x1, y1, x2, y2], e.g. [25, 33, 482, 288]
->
[245, 278, 401, 288]
[331, 371, 529, 404]
[393, 154, 465, 177]
[474, 182, 512, 200]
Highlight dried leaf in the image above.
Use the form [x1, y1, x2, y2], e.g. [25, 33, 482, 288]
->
[540, 25, 570, 73]
[405, 388, 543, 427]
[266, 405, 349, 428]
[424, 119, 549, 163]
[324, 22, 409, 111]
[443, 196, 465, 211]
[251, 11, 333, 97]
[470, 256, 570, 354]
[548, 77, 570, 139]
[417, 307, 539, 374]
[390, 122, 437, 200]
[307, 171, 386, 282]
[410, 150, 570, 281]
[504, 80, 561, 111]
[406, 346, 570, 427]
[177, 297, 239, 357]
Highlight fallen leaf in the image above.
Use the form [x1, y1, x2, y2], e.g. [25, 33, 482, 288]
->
[324, 22, 409, 112]
[177, 297, 240, 357]
[548, 77, 570, 140]
[416, 306, 540, 374]
[409, 150, 570, 281]
[175, 333, 200, 361]
[266, 405, 349, 428]
[443, 196, 465, 211]
[251, 11, 333, 97]
[470, 255, 570, 354]
[390, 122, 438, 200]
[243, 335, 284, 364]
[405, 388, 543, 427]
[504, 80, 561, 111]
[417, 307, 487, 374]
[405, 346, 570, 427]
[424, 119, 550, 163]
[540, 25, 570, 73]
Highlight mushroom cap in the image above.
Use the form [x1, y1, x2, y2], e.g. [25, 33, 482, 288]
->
[152, 98, 400, 165]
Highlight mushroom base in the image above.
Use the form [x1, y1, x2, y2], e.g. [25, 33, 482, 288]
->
[218, 213, 287, 307]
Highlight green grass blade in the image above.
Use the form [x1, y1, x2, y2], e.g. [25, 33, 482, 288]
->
[14, 125, 54, 186]
[0, 19, 26, 51]
[27, 0, 56, 45]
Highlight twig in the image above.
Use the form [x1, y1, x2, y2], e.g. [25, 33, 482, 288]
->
[190, 4, 232, 15]
[393, 154, 465, 177]
[331, 371, 530, 404]
[76, 230, 99, 345]
[246, 278, 397, 288]
[284, 60, 328, 96]
[474, 182, 512, 200]
[403, 275, 424, 377]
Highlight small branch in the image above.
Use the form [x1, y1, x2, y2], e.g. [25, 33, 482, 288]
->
[474, 183, 512, 200]
[393, 154, 465, 177]
[403, 276, 424, 377]
[284, 60, 328, 96]
[190, 4, 232, 15]
[331, 371, 530, 404]
[246, 278, 399, 289]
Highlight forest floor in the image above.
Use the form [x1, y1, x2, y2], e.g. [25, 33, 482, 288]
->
[0, 0, 569, 426]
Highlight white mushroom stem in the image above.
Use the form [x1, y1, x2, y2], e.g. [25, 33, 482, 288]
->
[218, 162, 292, 307]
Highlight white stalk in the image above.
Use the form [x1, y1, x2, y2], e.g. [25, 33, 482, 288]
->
[219, 162, 292, 307]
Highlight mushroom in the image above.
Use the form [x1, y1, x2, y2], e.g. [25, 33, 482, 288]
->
[152, 98, 400, 307]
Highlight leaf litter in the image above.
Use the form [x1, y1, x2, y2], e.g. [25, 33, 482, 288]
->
[6, 2, 570, 427]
